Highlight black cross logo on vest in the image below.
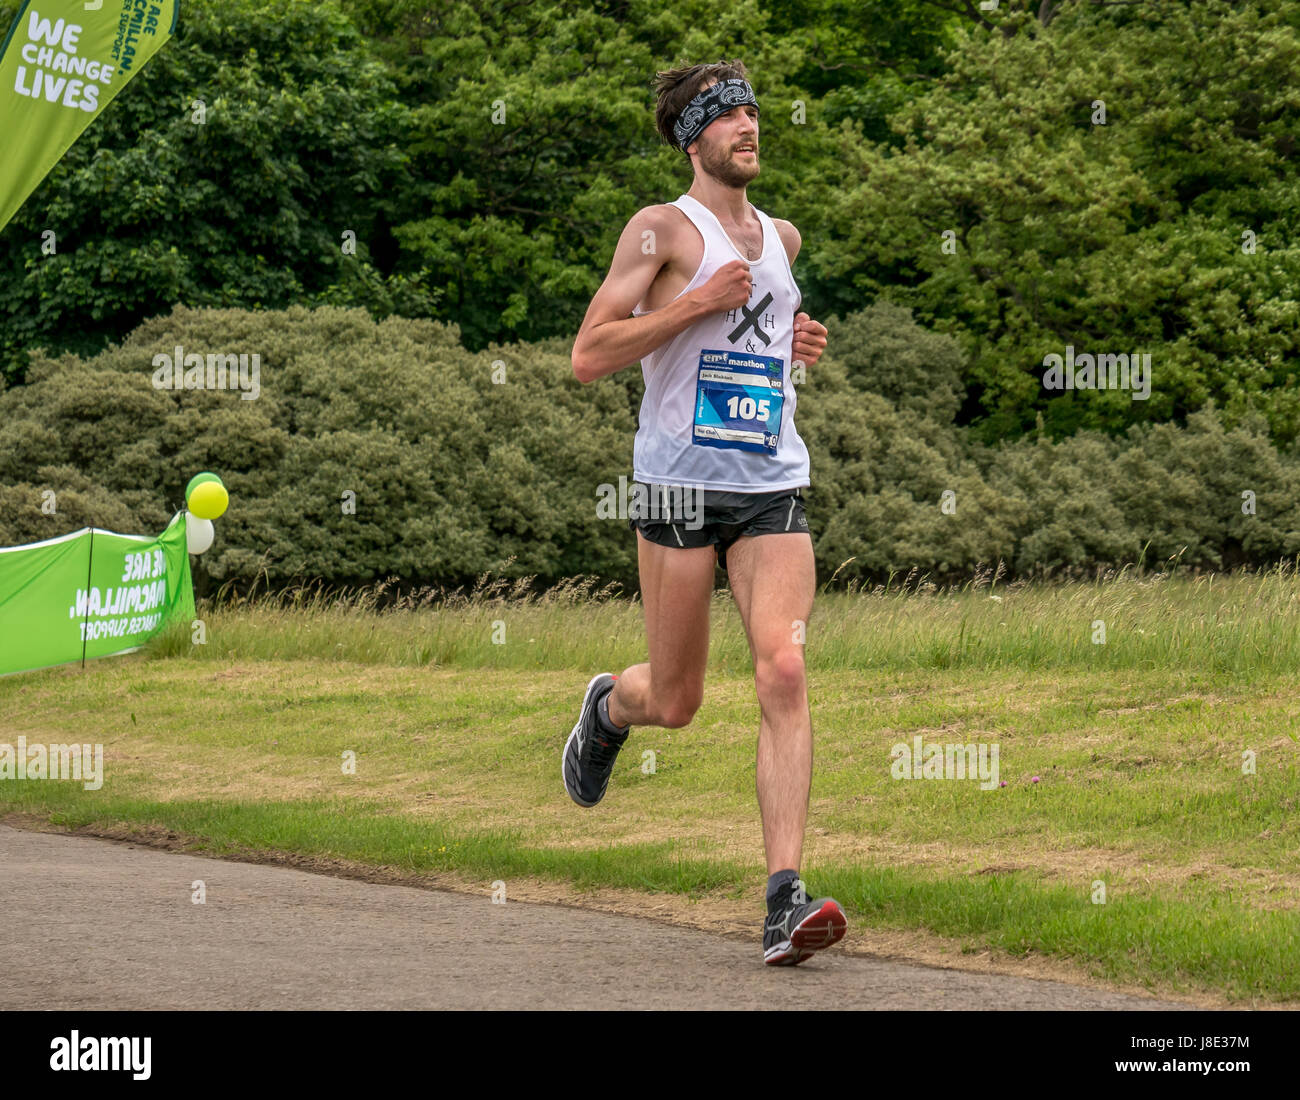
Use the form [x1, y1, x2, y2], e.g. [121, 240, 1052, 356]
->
[728, 291, 774, 347]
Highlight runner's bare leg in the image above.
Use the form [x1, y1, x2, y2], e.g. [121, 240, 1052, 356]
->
[606, 532, 715, 730]
[724, 532, 816, 874]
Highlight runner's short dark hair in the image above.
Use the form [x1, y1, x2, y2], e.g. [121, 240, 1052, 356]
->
[652, 60, 750, 160]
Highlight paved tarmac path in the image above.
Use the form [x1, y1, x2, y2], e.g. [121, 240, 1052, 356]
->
[0, 825, 1192, 1010]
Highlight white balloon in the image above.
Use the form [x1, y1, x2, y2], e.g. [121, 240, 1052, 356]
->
[186, 513, 215, 555]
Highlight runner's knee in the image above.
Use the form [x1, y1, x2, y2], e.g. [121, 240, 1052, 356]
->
[754, 649, 807, 706]
[654, 689, 703, 730]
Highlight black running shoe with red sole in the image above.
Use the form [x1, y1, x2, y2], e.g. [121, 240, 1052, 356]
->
[763, 896, 847, 965]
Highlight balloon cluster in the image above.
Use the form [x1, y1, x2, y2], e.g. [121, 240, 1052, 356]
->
[184, 472, 229, 555]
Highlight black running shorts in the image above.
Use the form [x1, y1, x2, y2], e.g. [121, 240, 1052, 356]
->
[626, 480, 810, 572]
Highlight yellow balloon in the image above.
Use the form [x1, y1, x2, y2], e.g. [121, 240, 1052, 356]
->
[187, 480, 229, 520]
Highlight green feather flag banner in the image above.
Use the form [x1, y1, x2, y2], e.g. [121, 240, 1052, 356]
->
[0, 0, 180, 234]
[0, 512, 194, 677]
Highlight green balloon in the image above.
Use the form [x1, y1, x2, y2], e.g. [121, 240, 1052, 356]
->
[185, 472, 224, 504]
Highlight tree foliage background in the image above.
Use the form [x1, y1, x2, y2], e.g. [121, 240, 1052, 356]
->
[0, 0, 1297, 587]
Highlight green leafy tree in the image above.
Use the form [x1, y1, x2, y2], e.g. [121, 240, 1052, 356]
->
[0, 0, 431, 386]
[340, 0, 892, 348]
[809, 0, 1300, 443]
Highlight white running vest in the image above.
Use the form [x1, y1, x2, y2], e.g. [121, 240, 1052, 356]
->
[631, 193, 811, 493]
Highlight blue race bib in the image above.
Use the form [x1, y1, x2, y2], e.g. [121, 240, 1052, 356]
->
[692, 349, 784, 454]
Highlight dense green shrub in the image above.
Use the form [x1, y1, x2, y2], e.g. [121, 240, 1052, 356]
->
[0, 306, 638, 590]
[3, 304, 1299, 591]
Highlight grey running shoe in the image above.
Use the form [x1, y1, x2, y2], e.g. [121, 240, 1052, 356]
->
[562, 673, 630, 807]
[763, 894, 847, 966]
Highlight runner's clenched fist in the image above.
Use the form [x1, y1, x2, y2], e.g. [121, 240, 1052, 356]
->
[792, 312, 827, 368]
[697, 259, 753, 313]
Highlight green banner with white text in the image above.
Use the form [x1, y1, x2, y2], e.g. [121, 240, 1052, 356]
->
[0, 511, 194, 676]
[0, 0, 180, 233]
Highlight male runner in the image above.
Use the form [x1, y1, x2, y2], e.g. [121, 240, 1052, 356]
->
[563, 60, 844, 966]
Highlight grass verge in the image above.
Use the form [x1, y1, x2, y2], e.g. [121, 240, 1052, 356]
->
[3, 567, 1298, 1002]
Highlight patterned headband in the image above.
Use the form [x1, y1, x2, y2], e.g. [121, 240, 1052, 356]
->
[671, 78, 759, 151]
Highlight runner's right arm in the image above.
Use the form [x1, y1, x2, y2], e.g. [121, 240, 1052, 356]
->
[572, 207, 752, 383]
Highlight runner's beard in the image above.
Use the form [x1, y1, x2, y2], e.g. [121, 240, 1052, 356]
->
[697, 133, 759, 188]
